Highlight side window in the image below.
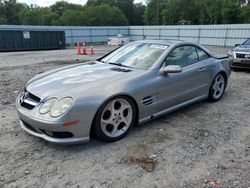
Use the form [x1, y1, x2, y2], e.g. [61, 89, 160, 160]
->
[165, 46, 199, 67]
[196, 48, 210, 61]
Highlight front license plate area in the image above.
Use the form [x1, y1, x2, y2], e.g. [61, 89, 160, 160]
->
[241, 60, 250, 64]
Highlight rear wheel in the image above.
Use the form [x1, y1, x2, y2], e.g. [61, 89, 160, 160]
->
[94, 96, 136, 142]
[208, 73, 226, 102]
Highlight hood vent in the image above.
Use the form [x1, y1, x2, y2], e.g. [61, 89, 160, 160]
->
[110, 67, 132, 72]
[87, 62, 96, 65]
[142, 96, 153, 105]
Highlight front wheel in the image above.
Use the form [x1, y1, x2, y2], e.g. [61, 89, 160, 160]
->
[93, 96, 136, 142]
[208, 73, 226, 102]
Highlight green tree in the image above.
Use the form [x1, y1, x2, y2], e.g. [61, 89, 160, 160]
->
[19, 7, 60, 25]
[86, 0, 115, 6]
[60, 9, 86, 26]
[221, 0, 240, 24]
[0, 2, 7, 24]
[3, 0, 27, 24]
[50, 1, 84, 16]
[178, 0, 200, 24]
[87, 0, 135, 24]
[115, 0, 134, 24]
[145, 0, 167, 25]
[202, 0, 223, 24]
[0, 0, 249, 26]
[240, 5, 250, 23]
[84, 4, 128, 26]
[133, 3, 146, 25]
[162, 0, 179, 25]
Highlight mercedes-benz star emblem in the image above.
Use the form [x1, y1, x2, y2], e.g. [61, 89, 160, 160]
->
[20, 91, 29, 104]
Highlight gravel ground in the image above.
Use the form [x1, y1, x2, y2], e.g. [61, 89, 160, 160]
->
[0, 45, 116, 68]
[0, 45, 250, 188]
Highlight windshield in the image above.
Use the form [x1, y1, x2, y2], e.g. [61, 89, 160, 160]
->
[100, 43, 168, 69]
[243, 38, 250, 45]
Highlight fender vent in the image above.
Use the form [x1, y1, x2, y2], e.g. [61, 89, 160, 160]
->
[142, 96, 153, 105]
[110, 67, 132, 72]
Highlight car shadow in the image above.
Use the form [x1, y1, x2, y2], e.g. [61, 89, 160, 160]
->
[44, 101, 210, 151]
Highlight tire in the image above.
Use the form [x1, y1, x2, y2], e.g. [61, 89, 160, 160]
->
[208, 73, 226, 102]
[93, 96, 137, 142]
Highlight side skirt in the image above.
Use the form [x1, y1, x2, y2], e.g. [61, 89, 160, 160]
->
[138, 95, 208, 125]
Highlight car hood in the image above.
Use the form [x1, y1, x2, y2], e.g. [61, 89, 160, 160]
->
[26, 61, 143, 100]
[233, 45, 250, 53]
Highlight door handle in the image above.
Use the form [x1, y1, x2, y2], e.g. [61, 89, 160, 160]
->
[198, 67, 206, 72]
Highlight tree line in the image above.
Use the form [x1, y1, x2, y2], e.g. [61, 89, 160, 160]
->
[0, 0, 145, 26]
[145, 0, 250, 25]
[0, 0, 249, 26]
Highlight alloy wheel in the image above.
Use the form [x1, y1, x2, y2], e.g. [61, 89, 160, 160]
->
[211, 74, 225, 100]
[100, 99, 133, 138]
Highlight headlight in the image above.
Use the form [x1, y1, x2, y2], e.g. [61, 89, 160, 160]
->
[50, 97, 73, 118]
[39, 98, 57, 114]
[228, 50, 234, 57]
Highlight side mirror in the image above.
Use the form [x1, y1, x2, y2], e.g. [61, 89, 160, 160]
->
[235, 44, 240, 47]
[161, 65, 182, 74]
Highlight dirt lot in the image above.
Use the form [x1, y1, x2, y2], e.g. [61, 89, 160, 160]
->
[0, 45, 250, 188]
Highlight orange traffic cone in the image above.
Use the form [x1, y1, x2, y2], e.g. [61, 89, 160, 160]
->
[77, 43, 81, 55]
[82, 45, 87, 55]
[90, 46, 94, 55]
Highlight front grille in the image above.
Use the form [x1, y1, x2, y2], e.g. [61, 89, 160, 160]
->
[19, 89, 41, 110]
[235, 53, 250, 59]
[28, 92, 41, 102]
[21, 102, 35, 110]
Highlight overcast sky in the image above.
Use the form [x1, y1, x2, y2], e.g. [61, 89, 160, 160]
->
[17, 0, 146, 7]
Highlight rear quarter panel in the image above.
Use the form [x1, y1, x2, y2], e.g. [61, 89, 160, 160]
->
[212, 57, 231, 85]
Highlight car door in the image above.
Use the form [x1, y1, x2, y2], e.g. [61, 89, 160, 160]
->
[157, 45, 210, 112]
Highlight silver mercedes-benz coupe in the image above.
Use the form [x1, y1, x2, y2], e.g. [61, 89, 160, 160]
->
[16, 40, 231, 144]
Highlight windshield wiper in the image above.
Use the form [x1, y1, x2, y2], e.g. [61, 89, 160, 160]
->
[108, 62, 131, 68]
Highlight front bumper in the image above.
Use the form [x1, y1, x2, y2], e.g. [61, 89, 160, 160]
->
[20, 120, 89, 144]
[16, 99, 91, 144]
[230, 58, 250, 69]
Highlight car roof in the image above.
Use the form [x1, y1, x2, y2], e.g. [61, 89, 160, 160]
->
[135, 39, 183, 46]
[133, 39, 212, 55]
